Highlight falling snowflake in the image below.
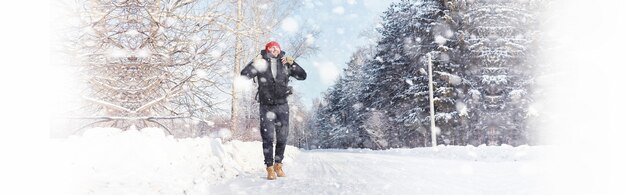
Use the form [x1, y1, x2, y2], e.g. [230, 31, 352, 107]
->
[253, 58, 268, 73]
[218, 128, 232, 139]
[405, 79, 414, 85]
[333, 6, 345, 15]
[456, 102, 468, 116]
[434, 35, 447, 45]
[281, 17, 299, 33]
[266, 111, 277, 120]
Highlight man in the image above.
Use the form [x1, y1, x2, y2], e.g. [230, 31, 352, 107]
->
[240, 41, 306, 180]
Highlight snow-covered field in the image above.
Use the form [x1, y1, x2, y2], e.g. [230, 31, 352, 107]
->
[39, 127, 551, 195]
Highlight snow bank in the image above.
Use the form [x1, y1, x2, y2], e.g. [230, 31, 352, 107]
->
[51, 127, 299, 195]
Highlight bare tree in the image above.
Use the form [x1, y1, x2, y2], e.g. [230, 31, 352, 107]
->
[60, 0, 231, 135]
[287, 92, 311, 148]
[54, 0, 316, 138]
[283, 30, 320, 60]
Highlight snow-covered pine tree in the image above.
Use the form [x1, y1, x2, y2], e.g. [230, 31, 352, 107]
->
[391, 0, 441, 147]
[343, 47, 376, 148]
[461, 0, 539, 145]
[361, 0, 464, 147]
[418, 0, 466, 146]
[323, 79, 353, 148]
[308, 47, 374, 149]
[314, 0, 460, 148]
[306, 99, 322, 149]
[309, 97, 334, 148]
[308, 0, 542, 148]
[427, 0, 474, 146]
[360, 0, 425, 148]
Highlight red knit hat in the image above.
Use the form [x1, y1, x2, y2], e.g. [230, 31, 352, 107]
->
[265, 41, 281, 51]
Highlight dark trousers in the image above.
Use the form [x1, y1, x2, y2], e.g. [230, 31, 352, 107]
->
[259, 103, 290, 167]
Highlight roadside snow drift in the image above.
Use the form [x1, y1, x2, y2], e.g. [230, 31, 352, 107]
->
[51, 127, 298, 195]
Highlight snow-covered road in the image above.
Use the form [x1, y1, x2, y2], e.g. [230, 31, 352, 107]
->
[41, 128, 547, 195]
[210, 149, 542, 195]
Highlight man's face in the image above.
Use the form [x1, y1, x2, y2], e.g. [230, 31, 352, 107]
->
[268, 46, 280, 57]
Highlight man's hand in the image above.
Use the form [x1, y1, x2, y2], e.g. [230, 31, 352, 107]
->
[281, 56, 294, 65]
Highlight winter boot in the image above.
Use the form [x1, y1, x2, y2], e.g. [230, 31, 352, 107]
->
[266, 166, 277, 180]
[274, 163, 286, 177]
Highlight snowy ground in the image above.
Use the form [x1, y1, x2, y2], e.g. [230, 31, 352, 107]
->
[48, 127, 300, 195]
[210, 147, 545, 195]
[44, 128, 547, 195]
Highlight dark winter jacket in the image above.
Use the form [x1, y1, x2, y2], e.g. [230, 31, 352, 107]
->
[241, 50, 307, 105]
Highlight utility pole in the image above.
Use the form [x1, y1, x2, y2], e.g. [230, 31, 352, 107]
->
[427, 53, 437, 147]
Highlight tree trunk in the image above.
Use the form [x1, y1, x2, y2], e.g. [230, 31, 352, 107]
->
[231, 0, 243, 133]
